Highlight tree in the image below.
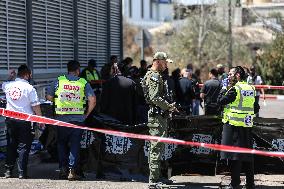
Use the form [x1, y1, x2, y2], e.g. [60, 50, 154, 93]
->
[257, 34, 284, 87]
[168, 9, 251, 69]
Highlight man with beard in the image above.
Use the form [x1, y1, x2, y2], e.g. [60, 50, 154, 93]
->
[2, 64, 44, 179]
[218, 66, 256, 189]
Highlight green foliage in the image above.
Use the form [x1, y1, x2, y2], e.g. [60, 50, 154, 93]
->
[168, 14, 252, 68]
[268, 12, 282, 24]
[257, 34, 284, 86]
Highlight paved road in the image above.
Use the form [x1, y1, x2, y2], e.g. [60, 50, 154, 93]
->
[0, 158, 283, 189]
[259, 99, 284, 119]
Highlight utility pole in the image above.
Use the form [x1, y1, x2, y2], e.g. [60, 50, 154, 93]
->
[141, 29, 144, 60]
[197, 0, 204, 65]
[228, 0, 233, 69]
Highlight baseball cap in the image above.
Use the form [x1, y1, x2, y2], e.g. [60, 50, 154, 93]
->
[153, 52, 168, 61]
[166, 59, 173, 64]
[216, 63, 224, 68]
[88, 59, 97, 67]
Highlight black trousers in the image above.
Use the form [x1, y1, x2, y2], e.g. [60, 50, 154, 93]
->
[230, 160, 254, 188]
[5, 118, 34, 175]
[254, 96, 260, 117]
[204, 104, 221, 116]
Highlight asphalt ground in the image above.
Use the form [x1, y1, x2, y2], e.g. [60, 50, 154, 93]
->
[0, 99, 283, 188]
[0, 161, 283, 189]
[259, 99, 284, 119]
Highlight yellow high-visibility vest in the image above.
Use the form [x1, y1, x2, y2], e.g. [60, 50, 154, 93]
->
[222, 81, 255, 127]
[54, 75, 87, 115]
[86, 69, 99, 82]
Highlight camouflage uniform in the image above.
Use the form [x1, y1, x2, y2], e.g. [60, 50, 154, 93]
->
[141, 52, 174, 184]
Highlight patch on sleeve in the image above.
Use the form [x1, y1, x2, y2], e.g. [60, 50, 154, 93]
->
[150, 73, 160, 83]
[244, 115, 253, 127]
[241, 90, 254, 97]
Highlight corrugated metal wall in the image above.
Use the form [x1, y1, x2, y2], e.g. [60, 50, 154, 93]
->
[0, 0, 122, 81]
[110, 0, 122, 57]
[77, 0, 108, 68]
[32, 0, 74, 74]
[0, 0, 27, 71]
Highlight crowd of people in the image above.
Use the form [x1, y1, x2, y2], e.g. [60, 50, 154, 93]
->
[1, 52, 265, 189]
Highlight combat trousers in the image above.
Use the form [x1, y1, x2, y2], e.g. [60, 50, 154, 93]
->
[148, 114, 168, 183]
[5, 118, 34, 176]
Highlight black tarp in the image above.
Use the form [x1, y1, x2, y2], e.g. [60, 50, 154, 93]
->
[82, 114, 284, 180]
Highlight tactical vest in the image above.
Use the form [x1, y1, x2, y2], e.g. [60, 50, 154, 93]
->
[222, 81, 255, 127]
[141, 71, 152, 104]
[86, 69, 99, 82]
[54, 75, 87, 115]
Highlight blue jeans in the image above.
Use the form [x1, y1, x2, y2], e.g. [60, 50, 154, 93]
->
[57, 122, 83, 169]
[192, 100, 200, 115]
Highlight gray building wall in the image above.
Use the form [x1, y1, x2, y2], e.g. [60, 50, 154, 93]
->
[0, 0, 123, 82]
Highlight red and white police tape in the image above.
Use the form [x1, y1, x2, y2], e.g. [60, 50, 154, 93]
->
[1, 108, 284, 158]
[198, 84, 284, 90]
[92, 80, 284, 90]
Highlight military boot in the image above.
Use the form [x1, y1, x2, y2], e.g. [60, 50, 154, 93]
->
[149, 182, 169, 189]
[157, 178, 173, 185]
[220, 184, 242, 189]
[242, 184, 255, 189]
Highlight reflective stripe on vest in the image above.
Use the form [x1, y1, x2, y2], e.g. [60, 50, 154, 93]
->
[54, 75, 87, 115]
[86, 69, 99, 82]
[222, 81, 255, 127]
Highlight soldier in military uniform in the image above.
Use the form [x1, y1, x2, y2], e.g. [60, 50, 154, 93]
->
[141, 52, 178, 188]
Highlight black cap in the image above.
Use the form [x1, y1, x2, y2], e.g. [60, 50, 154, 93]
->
[88, 59, 97, 67]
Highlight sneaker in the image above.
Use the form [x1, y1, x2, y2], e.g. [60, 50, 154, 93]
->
[67, 169, 81, 181]
[4, 169, 12, 178]
[59, 167, 68, 179]
[18, 173, 28, 179]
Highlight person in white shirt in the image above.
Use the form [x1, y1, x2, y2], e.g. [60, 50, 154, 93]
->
[2, 64, 43, 179]
[247, 65, 265, 117]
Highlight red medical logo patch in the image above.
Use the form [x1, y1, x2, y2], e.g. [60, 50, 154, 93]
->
[8, 87, 22, 100]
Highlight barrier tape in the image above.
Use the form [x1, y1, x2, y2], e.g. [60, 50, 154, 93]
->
[1, 108, 284, 158]
[198, 83, 284, 90]
[91, 80, 284, 90]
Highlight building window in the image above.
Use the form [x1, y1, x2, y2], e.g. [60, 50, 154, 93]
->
[129, 0, 132, 18]
[141, 0, 144, 18]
